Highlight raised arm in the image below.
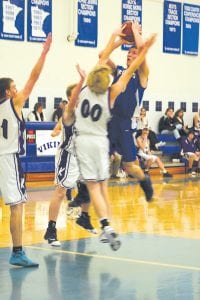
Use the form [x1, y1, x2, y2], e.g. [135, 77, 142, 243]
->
[98, 25, 128, 70]
[62, 64, 86, 125]
[13, 33, 52, 109]
[51, 117, 62, 137]
[131, 21, 149, 87]
[110, 33, 156, 107]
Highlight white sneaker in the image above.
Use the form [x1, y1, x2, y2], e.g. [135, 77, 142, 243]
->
[50, 240, 61, 247]
[66, 207, 81, 219]
[117, 169, 127, 178]
[99, 231, 109, 243]
[102, 226, 121, 251]
[155, 141, 166, 148]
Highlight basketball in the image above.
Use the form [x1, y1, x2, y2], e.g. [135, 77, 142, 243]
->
[122, 21, 135, 43]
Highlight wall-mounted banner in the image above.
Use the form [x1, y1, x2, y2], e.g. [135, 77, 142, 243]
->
[27, 0, 52, 42]
[163, 1, 181, 54]
[0, 0, 24, 41]
[182, 4, 200, 56]
[121, 0, 142, 51]
[75, 0, 98, 48]
[36, 130, 60, 156]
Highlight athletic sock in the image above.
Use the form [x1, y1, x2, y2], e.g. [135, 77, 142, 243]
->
[81, 212, 89, 217]
[48, 220, 56, 228]
[13, 246, 22, 253]
[100, 218, 109, 229]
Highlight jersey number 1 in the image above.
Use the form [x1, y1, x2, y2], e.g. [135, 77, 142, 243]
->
[1, 119, 8, 139]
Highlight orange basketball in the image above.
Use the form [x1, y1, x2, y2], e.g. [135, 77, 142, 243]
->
[122, 21, 135, 43]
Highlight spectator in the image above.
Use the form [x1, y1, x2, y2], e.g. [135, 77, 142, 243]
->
[136, 128, 172, 177]
[158, 108, 181, 142]
[180, 131, 200, 175]
[52, 100, 68, 122]
[135, 107, 166, 150]
[193, 108, 200, 136]
[27, 102, 46, 121]
[174, 109, 189, 137]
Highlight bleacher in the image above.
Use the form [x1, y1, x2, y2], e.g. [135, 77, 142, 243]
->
[20, 122, 187, 181]
[147, 133, 186, 174]
[157, 134, 181, 157]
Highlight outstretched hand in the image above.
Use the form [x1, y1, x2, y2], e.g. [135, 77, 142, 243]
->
[112, 25, 134, 47]
[138, 33, 157, 53]
[131, 21, 142, 35]
[76, 64, 86, 81]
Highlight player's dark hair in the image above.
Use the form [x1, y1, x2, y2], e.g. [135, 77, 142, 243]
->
[0, 77, 13, 100]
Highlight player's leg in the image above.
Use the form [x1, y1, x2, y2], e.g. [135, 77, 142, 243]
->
[0, 154, 38, 267]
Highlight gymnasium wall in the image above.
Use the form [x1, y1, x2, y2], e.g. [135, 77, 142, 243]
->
[0, 0, 199, 131]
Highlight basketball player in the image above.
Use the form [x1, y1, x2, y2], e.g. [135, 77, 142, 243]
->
[0, 33, 52, 267]
[64, 29, 156, 250]
[44, 84, 97, 247]
[100, 21, 154, 201]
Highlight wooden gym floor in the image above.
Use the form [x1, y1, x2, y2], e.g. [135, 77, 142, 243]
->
[0, 173, 200, 300]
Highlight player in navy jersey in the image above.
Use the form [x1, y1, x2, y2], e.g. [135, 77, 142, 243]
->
[0, 33, 52, 267]
[64, 29, 156, 250]
[100, 21, 154, 201]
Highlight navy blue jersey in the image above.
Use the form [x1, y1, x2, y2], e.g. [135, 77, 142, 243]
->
[108, 65, 146, 162]
[112, 66, 145, 120]
[60, 122, 75, 153]
[181, 137, 198, 153]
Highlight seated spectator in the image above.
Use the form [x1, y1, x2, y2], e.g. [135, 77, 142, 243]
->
[27, 103, 46, 121]
[193, 109, 200, 136]
[158, 108, 181, 142]
[174, 109, 189, 137]
[52, 100, 68, 122]
[135, 107, 166, 150]
[136, 128, 172, 177]
[180, 131, 200, 175]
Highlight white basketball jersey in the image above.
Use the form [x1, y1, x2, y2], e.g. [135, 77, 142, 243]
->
[75, 86, 111, 136]
[0, 99, 25, 155]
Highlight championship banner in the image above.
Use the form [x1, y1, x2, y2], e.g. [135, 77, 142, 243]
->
[163, 1, 181, 54]
[27, 0, 52, 42]
[182, 4, 200, 56]
[75, 0, 98, 48]
[122, 0, 142, 51]
[36, 130, 60, 156]
[0, 0, 24, 41]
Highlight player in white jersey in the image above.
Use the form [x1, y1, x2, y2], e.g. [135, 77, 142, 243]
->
[44, 84, 97, 247]
[63, 28, 156, 250]
[0, 33, 52, 267]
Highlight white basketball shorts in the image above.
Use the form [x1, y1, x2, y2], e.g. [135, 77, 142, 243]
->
[55, 148, 79, 189]
[0, 153, 27, 205]
[75, 135, 110, 181]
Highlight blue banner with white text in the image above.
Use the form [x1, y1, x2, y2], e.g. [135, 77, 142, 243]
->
[122, 0, 142, 51]
[182, 4, 200, 55]
[0, 0, 24, 41]
[27, 0, 52, 42]
[163, 1, 181, 54]
[75, 0, 98, 48]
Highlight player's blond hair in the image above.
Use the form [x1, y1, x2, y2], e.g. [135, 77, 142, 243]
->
[86, 64, 111, 95]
